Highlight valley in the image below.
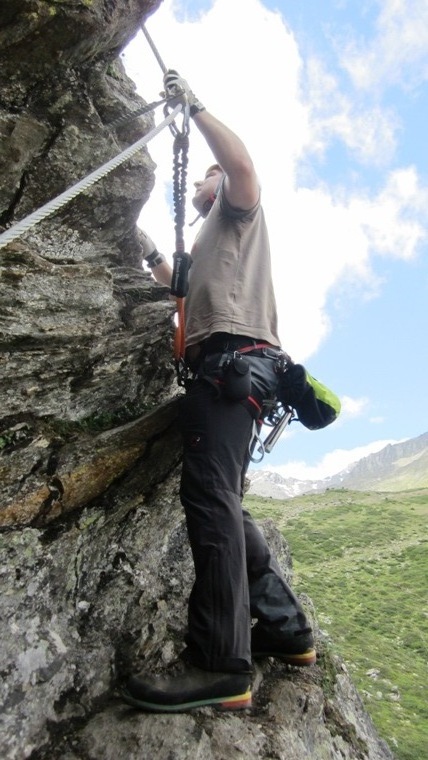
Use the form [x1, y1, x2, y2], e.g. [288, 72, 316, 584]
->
[245, 488, 428, 760]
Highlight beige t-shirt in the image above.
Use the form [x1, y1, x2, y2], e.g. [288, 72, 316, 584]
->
[185, 187, 280, 348]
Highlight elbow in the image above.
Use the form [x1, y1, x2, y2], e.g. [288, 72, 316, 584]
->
[226, 154, 258, 191]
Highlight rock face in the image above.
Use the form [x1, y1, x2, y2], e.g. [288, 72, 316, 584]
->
[1, 504, 394, 760]
[0, 3, 395, 759]
[0, 0, 178, 528]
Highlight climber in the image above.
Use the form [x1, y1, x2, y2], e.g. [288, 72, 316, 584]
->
[122, 70, 316, 714]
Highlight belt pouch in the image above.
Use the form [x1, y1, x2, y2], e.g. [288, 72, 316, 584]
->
[223, 354, 251, 401]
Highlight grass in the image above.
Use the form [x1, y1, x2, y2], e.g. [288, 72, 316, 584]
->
[245, 488, 428, 760]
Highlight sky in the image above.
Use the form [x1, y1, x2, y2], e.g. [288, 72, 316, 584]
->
[123, 0, 428, 480]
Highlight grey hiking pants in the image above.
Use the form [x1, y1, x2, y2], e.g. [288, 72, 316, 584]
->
[179, 346, 308, 674]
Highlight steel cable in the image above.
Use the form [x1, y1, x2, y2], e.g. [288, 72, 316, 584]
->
[0, 105, 181, 249]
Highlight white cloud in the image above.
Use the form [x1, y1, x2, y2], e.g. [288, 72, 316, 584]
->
[354, 168, 428, 259]
[339, 395, 369, 419]
[339, 0, 428, 90]
[267, 438, 402, 481]
[303, 57, 398, 166]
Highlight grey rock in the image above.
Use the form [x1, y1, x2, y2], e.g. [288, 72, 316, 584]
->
[0, 502, 395, 760]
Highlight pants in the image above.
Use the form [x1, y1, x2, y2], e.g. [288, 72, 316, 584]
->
[179, 349, 308, 673]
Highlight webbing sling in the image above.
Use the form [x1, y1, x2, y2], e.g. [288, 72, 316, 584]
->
[141, 22, 191, 385]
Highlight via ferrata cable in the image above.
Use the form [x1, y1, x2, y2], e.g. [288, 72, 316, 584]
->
[0, 105, 182, 250]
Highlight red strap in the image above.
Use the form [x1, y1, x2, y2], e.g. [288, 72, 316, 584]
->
[238, 342, 276, 354]
[247, 394, 262, 413]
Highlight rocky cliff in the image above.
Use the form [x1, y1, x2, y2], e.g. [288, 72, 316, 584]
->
[0, 2, 395, 758]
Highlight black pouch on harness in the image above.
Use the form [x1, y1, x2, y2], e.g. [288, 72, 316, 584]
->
[277, 363, 341, 430]
[223, 354, 251, 401]
[198, 352, 251, 401]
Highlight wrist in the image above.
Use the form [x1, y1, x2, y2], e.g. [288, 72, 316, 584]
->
[144, 250, 166, 268]
[189, 102, 206, 118]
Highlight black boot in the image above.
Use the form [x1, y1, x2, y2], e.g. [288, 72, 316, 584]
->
[122, 661, 252, 713]
[251, 621, 316, 666]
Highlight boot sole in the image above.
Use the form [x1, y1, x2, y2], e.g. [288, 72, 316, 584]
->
[252, 648, 316, 666]
[122, 689, 252, 713]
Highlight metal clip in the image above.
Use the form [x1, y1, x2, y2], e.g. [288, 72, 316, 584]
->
[249, 419, 265, 464]
[164, 99, 190, 138]
[176, 357, 189, 387]
[262, 406, 294, 454]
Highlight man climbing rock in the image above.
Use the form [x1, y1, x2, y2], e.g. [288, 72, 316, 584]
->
[123, 70, 315, 713]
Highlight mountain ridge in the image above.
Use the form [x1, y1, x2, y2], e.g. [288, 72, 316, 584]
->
[248, 431, 428, 498]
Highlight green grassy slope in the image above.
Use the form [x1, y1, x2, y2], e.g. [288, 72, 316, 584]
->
[245, 489, 428, 760]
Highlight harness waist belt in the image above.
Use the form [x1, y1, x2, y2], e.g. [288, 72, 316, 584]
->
[185, 333, 281, 369]
[203, 332, 278, 352]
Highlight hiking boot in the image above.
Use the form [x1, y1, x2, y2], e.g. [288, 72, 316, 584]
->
[251, 622, 316, 666]
[122, 663, 252, 713]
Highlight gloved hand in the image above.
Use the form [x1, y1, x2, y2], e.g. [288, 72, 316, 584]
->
[140, 230, 157, 259]
[140, 230, 166, 269]
[163, 69, 205, 117]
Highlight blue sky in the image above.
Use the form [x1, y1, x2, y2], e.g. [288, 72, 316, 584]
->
[124, 0, 428, 479]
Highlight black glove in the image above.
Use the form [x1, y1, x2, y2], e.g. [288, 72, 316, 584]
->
[163, 70, 205, 117]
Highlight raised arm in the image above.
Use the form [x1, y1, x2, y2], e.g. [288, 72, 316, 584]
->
[163, 71, 259, 211]
[191, 110, 259, 210]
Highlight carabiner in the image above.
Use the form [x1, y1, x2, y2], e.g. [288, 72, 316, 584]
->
[164, 99, 190, 138]
[249, 419, 265, 464]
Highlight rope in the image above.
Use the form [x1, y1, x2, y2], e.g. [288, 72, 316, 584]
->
[139, 20, 191, 254]
[173, 134, 189, 253]
[0, 104, 182, 250]
[172, 132, 190, 384]
[139, 13, 193, 386]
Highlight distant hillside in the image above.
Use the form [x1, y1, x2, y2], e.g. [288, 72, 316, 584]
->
[248, 431, 428, 498]
[245, 487, 428, 760]
[330, 432, 428, 491]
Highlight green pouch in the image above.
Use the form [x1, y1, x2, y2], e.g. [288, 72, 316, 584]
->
[277, 364, 341, 430]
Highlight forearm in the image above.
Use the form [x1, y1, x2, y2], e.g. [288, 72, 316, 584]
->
[192, 110, 259, 209]
[141, 232, 173, 287]
[150, 260, 173, 287]
[192, 110, 254, 179]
